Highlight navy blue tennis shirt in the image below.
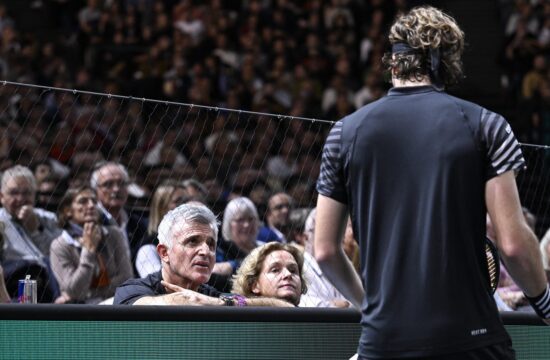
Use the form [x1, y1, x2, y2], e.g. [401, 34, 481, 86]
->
[317, 86, 524, 358]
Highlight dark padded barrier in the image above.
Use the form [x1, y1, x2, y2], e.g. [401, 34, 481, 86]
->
[0, 303, 362, 322]
[0, 306, 546, 359]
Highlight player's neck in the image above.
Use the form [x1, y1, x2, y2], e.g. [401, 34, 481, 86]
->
[392, 77, 432, 88]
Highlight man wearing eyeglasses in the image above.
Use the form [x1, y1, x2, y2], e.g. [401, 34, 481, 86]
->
[91, 162, 147, 276]
[258, 192, 294, 243]
[0, 165, 62, 302]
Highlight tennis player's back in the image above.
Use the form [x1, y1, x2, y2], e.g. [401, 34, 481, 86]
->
[341, 86, 510, 358]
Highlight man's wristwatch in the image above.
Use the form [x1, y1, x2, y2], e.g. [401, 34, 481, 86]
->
[219, 294, 247, 307]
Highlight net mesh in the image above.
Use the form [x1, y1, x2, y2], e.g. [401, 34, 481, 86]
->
[0, 81, 548, 305]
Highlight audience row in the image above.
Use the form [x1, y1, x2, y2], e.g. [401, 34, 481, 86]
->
[0, 162, 358, 307]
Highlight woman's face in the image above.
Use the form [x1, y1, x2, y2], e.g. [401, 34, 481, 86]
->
[230, 211, 258, 250]
[252, 250, 302, 305]
[68, 189, 99, 225]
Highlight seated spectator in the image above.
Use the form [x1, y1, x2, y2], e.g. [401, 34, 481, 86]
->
[287, 207, 311, 247]
[342, 217, 360, 274]
[135, 180, 188, 278]
[143, 127, 188, 168]
[0, 265, 9, 303]
[489, 207, 538, 310]
[0, 165, 62, 302]
[257, 192, 294, 243]
[300, 208, 350, 308]
[232, 242, 307, 306]
[35, 174, 68, 213]
[244, 179, 271, 220]
[114, 203, 293, 307]
[50, 186, 133, 304]
[212, 197, 264, 291]
[181, 178, 208, 204]
[91, 161, 148, 275]
[266, 137, 299, 187]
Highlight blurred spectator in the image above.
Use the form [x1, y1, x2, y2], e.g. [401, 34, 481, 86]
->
[50, 186, 133, 304]
[181, 178, 208, 204]
[135, 180, 188, 278]
[90, 161, 148, 274]
[529, 79, 550, 144]
[489, 207, 538, 310]
[287, 207, 311, 247]
[343, 217, 361, 274]
[299, 208, 350, 308]
[0, 165, 62, 302]
[522, 54, 547, 100]
[266, 137, 299, 187]
[35, 174, 68, 213]
[143, 127, 188, 168]
[258, 192, 294, 243]
[0, 265, 10, 303]
[212, 197, 264, 292]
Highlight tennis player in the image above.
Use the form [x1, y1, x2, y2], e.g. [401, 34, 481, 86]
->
[314, 6, 550, 359]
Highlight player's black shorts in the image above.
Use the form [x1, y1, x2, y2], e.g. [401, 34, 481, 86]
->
[358, 340, 516, 360]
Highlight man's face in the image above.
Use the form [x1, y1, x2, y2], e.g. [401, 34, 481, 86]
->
[95, 165, 128, 212]
[161, 221, 216, 290]
[267, 193, 292, 228]
[252, 249, 302, 305]
[1, 176, 35, 216]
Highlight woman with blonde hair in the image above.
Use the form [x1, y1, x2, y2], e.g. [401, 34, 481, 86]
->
[232, 242, 307, 306]
[135, 180, 188, 278]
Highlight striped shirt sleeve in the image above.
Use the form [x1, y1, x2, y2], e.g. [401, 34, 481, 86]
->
[316, 121, 348, 204]
[481, 108, 526, 179]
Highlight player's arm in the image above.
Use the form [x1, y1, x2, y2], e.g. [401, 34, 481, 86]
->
[486, 171, 550, 322]
[314, 194, 364, 309]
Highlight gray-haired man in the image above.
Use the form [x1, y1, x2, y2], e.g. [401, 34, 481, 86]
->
[0, 165, 62, 302]
[114, 203, 292, 307]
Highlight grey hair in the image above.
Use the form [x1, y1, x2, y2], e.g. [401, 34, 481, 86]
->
[158, 203, 219, 248]
[1, 165, 36, 193]
[90, 162, 129, 189]
[222, 197, 260, 241]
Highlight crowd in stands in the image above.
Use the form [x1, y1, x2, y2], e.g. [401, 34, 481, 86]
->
[498, 0, 550, 143]
[0, 0, 547, 308]
[0, 162, 357, 306]
[0, 0, 395, 303]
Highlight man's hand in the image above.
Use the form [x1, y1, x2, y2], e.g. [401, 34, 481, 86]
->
[161, 280, 223, 306]
[55, 292, 72, 304]
[331, 299, 351, 308]
[17, 205, 39, 234]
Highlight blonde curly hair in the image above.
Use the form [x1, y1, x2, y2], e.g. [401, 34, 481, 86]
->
[382, 6, 465, 86]
[231, 242, 307, 305]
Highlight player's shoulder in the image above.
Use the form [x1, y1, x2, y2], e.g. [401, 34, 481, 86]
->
[339, 95, 390, 128]
[439, 92, 487, 113]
